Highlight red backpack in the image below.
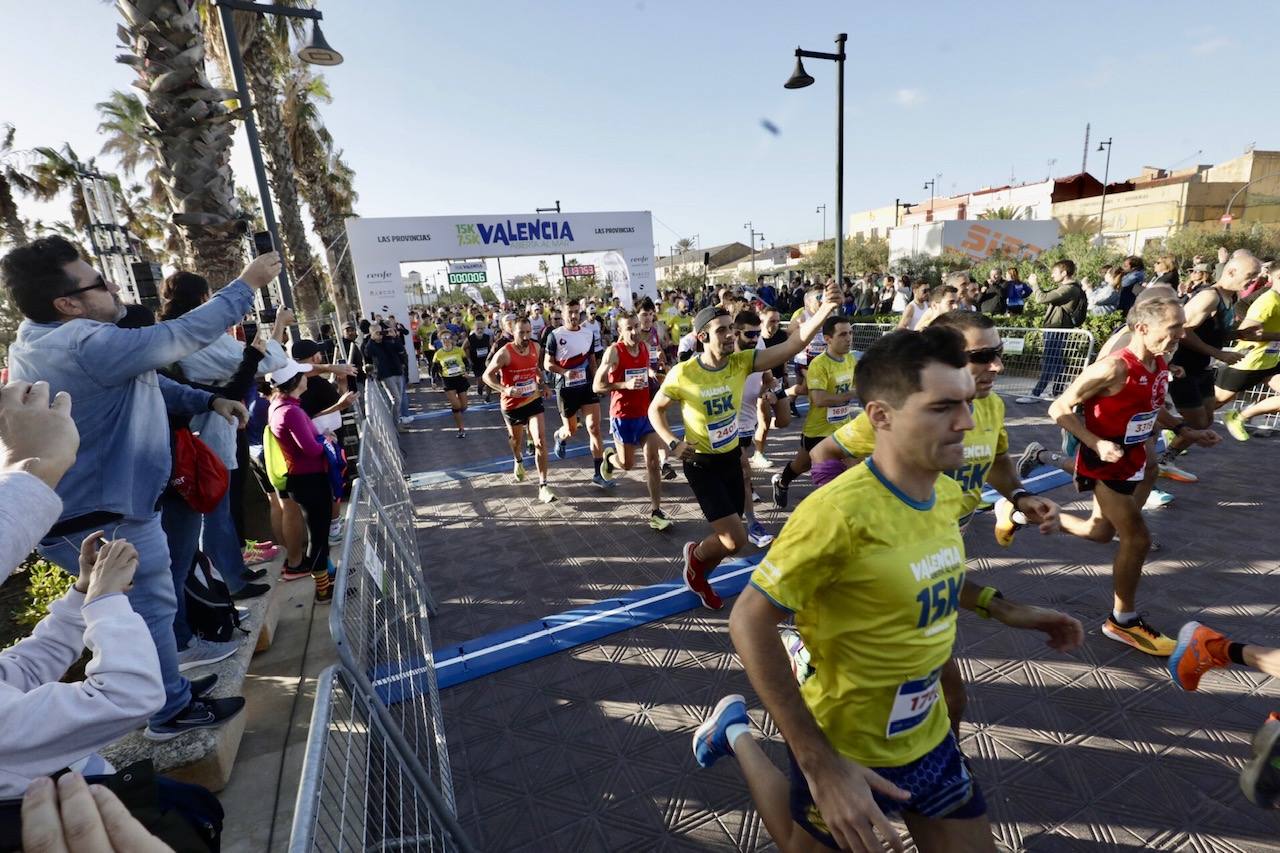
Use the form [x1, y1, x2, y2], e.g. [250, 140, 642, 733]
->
[170, 428, 229, 513]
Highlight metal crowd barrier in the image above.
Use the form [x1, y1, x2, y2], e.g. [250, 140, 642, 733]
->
[845, 323, 1096, 401]
[292, 379, 472, 852]
[1218, 380, 1280, 433]
[289, 665, 470, 853]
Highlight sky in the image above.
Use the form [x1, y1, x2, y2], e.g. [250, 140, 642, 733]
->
[3, 0, 1278, 286]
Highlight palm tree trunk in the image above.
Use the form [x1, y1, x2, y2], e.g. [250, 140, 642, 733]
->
[0, 177, 28, 247]
[240, 20, 323, 320]
[115, 0, 245, 289]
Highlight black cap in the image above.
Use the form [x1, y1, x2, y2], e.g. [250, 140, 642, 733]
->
[694, 306, 730, 333]
[291, 339, 323, 360]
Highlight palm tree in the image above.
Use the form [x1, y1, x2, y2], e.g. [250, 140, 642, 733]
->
[95, 91, 187, 265]
[116, 0, 247, 289]
[538, 259, 550, 288]
[26, 144, 93, 234]
[1056, 214, 1101, 237]
[0, 124, 34, 248]
[281, 64, 361, 320]
[205, 5, 326, 319]
[977, 205, 1029, 220]
[675, 237, 695, 254]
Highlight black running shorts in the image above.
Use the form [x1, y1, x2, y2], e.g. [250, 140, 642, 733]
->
[502, 397, 545, 427]
[1216, 363, 1280, 393]
[557, 384, 599, 420]
[683, 446, 745, 523]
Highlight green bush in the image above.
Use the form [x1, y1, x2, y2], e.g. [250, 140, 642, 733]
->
[20, 558, 74, 627]
[1142, 222, 1280, 270]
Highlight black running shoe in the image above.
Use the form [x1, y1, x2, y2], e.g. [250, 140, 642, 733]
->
[145, 696, 245, 741]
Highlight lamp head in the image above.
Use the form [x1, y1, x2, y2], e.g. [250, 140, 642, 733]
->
[297, 21, 343, 66]
[784, 53, 814, 89]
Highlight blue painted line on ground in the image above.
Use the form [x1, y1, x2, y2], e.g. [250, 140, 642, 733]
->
[407, 400, 500, 421]
[370, 554, 764, 697]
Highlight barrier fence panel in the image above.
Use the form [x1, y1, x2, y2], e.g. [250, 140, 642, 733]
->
[334, 478, 455, 813]
[289, 665, 472, 853]
[845, 324, 1096, 401]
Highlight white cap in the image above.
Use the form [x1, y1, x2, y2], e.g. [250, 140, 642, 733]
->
[267, 360, 308, 386]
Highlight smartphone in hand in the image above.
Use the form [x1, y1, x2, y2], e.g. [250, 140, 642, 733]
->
[252, 230, 275, 256]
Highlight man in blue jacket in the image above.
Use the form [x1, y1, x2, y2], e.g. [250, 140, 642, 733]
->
[2, 236, 280, 740]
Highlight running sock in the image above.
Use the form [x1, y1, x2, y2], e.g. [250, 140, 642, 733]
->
[1112, 610, 1138, 625]
[779, 464, 799, 487]
[689, 545, 716, 574]
[1226, 642, 1247, 666]
[593, 458, 603, 477]
[725, 723, 751, 752]
[1034, 449, 1061, 467]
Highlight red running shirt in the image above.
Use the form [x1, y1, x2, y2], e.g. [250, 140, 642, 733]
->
[608, 342, 652, 419]
[1076, 347, 1169, 482]
[498, 342, 541, 411]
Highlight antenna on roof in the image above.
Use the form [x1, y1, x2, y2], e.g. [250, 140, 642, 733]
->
[1081, 122, 1091, 174]
[1046, 158, 1057, 181]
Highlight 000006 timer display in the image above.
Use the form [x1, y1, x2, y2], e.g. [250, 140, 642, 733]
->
[447, 271, 488, 285]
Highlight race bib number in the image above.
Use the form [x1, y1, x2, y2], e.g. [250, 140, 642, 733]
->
[826, 403, 851, 423]
[1265, 341, 1280, 355]
[624, 368, 648, 389]
[1123, 410, 1156, 445]
[707, 413, 739, 450]
[513, 378, 537, 397]
[444, 362, 463, 377]
[649, 352, 660, 369]
[475, 347, 489, 357]
[806, 341, 825, 357]
[887, 670, 941, 737]
[565, 366, 588, 387]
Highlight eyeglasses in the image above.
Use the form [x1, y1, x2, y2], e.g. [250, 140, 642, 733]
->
[61, 275, 109, 298]
[966, 345, 1004, 365]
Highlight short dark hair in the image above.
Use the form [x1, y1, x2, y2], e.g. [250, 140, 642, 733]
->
[158, 271, 210, 320]
[0, 236, 83, 323]
[734, 309, 761, 327]
[930, 309, 995, 335]
[359, 319, 370, 333]
[855, 327, 967, 407]
[928, 284, 958, 304]
[822, 315, 850, 336]
[1053, 259, 1077, 277]
[638, 297, 655, 311]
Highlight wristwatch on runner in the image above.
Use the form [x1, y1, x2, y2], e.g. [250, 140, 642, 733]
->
[975, 586, 1004, 619]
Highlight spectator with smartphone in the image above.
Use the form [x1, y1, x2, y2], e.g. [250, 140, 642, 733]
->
[2, 236, 280, 740]
[0, 380, 164, 795]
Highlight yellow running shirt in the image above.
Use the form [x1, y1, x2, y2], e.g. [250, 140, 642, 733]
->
[831, 394, 1008, 522]
[751, 460, 966, 766]
[659, 350, 756, 454]
[1230, 289, 1280, 371]
[801, 351, 857, 438]
[432, 347, 467, 378]
[668, 313, 693, 339]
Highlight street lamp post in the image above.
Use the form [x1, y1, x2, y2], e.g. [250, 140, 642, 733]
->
[744, 222, 765, 283]
[816, 204, 827, 241]
[213, 0, 341, 319]
[894, 198, 915, 227]
[1096, 138, 1113, 243]
[922, 178, 937, 220]
[786, 33, 847, 284]
[1221, 172, 1280, 232]
[536, 200, 567, 300]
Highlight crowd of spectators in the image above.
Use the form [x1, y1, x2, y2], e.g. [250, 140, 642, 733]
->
[0, 235, 365, 846]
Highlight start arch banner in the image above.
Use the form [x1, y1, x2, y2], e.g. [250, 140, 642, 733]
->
[346, 211, 654, 383]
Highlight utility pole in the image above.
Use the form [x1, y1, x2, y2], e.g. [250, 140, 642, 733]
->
[816, 204, 827, 241]
[536, 200, 565, 300]
[744, 222, 765, 283]
[1081, 122, 1091, 175]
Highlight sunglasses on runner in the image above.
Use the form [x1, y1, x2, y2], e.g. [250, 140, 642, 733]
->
[966, 345, 1004, 364]
[739, 330, 761, 340]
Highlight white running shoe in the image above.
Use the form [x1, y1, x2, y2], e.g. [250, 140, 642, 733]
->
[749, 452, 773, 470]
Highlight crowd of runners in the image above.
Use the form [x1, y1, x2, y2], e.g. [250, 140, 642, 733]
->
[397, 255, 1279, 850]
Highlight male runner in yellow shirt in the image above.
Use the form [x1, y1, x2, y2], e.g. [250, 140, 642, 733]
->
[771, 315, 856, 508]
[692, 326, 1082, 852]
[650, 282, 840, 610]
[1218, 263, 1280, 439]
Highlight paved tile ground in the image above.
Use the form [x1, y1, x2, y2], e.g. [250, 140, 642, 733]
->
[400, 382, 1280, 852]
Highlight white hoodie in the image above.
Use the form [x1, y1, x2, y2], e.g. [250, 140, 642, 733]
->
[0, 471, 164, 797]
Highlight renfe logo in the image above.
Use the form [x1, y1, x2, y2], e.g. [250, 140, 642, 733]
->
[456, 218, 575, 247]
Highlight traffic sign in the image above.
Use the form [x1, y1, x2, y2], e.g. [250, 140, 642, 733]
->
[1220, 213, 1233, 224]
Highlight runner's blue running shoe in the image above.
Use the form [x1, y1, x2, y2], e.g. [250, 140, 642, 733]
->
[692, 694, 750, 768]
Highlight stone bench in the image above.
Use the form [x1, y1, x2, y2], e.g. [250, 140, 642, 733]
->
[100, 562, 284, 792]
